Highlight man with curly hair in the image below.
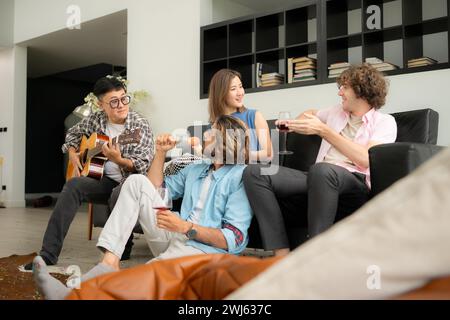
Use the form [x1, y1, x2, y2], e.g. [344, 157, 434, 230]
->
[244, 63, 397, 256]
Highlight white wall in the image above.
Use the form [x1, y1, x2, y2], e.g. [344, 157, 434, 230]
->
[0, 49, 14, 205]
[13, 0, 128, 44]
[0, 46, 27, 207]
[0, 0, 14, 47]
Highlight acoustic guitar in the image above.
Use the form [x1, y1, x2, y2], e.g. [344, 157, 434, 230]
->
[66, 129, 141, 181]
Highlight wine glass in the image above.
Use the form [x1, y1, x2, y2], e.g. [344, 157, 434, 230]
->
[152, 187, 173, 211]
[277, 111, 293, 155]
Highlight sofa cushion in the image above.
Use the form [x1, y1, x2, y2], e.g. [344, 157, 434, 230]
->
[391, 108, 439, 144]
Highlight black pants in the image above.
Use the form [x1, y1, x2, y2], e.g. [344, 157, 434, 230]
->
[243, 163, 369, 250]
[40, 176, 131, 264]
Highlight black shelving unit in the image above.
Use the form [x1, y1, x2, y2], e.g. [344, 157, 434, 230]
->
[200, 0, 450, 98]
[229, 54, 254, 89]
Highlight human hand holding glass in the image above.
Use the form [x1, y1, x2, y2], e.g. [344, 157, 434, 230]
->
[152, 187, 173, 212]
[277, 111, 293, 155]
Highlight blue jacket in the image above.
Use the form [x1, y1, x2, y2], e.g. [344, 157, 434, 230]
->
[164, 161, 253, 255]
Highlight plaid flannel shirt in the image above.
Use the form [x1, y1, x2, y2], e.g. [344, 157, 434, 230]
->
[62, 109, 154, 179]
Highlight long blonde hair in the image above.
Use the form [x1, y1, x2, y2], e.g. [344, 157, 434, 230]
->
[208, 69, 246, 123]
[209, 115, 249, 165]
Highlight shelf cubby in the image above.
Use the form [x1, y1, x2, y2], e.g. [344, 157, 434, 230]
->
[327, 0, 362, 39]
[229, 54, 254, 89]
[404, 18, 449, 64]
[203, 26, 227, 61]
[286, 43, 318, 59]
[255, 13, 284, 52]
[327, 34, 363, 67]
[202, 59, 228, 95]
[256, 49, 285, 76]
[229, 20, 254, 57]
[286, 5, 317, 46]
[364, 26, 404, 67]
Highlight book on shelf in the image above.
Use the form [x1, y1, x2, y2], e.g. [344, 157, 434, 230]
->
[261, 72, 284, 80]
[408, 57, 438, 68]
[371, 62, 399, 72]
[328, 67, 350, 76]
[295, 70, 316, 77]
[256, 63, 263, 88]
[408, 56, 438, 65]
[365, 57, 384, 64]
[261, 81, 284, 87]
[261, 72, 284, 87]
[328, 62, 351, 69]
[293, 76, 316, 82]
[292, 56, 317, 64]
[287, 58, 294, 84]
[293, 73, 316, 79]
[295, 64, 317, 71]
[328, 73, 341, 78]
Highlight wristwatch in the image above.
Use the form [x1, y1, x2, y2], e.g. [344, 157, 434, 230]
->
[185, 222, 197, 240]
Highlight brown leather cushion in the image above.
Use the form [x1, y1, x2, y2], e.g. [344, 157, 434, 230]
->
[395, 276, 450, 300]
[66, 254, 450, 300]
[66, 254, 281, 300]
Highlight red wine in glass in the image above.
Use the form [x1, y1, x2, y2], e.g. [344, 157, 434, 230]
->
[278, 111, 293, 155]
[276, 123, 289, 132]
[152, 206, 172, 211]
[152, 187, 172, 211]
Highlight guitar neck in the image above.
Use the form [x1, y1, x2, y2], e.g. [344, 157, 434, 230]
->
[85, 130, 140, 160]
[85, 136, 119, 159]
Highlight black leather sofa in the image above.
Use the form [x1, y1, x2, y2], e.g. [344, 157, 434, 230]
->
[91, 108, 443, 251]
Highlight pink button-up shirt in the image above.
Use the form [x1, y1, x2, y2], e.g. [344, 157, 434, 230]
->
[316, 105, 397, 188]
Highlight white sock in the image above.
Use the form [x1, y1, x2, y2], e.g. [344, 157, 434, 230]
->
[81, 262, 116, 283]
[32, 256, 71, 300]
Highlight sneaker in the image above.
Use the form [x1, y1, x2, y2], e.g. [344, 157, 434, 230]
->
[23, 255, 54, 271]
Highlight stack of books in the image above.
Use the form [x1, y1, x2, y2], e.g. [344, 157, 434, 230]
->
[260, 72, 284, 87]
[365, 57, 399, 72]
[328, 62, 351, 78]
[288, 57, 317, 83]
[407, 57, 438, 68]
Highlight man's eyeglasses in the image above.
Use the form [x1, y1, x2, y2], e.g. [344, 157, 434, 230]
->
[103, 95, 131, 109]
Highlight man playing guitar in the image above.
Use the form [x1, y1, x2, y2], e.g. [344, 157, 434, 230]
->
[24, 76, 154, 270]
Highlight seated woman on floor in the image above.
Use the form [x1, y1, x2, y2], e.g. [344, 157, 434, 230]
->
[32, 115, 253, 300]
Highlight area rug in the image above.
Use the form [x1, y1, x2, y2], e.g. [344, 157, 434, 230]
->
[0, 253, 68, 300]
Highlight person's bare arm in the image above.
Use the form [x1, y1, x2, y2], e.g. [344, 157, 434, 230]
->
[251, 111, 273, 162]
[147, 134, 176, 188]
[296, 109, 318, 119]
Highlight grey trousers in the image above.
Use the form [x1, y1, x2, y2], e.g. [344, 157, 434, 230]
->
[243, 162, 369, 250]
[40, 176, 121, 264]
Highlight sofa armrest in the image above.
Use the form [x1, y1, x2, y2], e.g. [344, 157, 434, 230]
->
[369, 142, 444, 197]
